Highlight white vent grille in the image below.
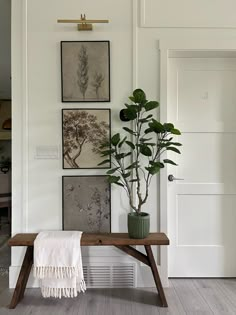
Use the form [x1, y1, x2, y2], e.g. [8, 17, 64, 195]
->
[83, 263, 136, 288]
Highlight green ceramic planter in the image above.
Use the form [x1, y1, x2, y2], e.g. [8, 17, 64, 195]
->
[127, 212, 150, 239]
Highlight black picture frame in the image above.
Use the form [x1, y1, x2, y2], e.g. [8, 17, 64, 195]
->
[61, 41, 110, 102]
[62, 175, 111, 233]
[62, 108, 111, 169]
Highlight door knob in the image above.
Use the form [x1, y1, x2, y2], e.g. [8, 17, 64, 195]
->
[168, 174, 184, 182]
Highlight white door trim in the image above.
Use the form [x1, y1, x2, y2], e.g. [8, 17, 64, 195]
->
[159, 38, 236, 282]
[12, 0, 28, 234]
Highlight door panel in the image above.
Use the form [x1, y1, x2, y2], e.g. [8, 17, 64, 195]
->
[168, 57, 236, 277]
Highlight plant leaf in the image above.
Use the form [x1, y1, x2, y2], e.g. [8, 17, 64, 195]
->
[163, 159, 178, 166]
[108, 175, 121, 183]
[144, 128, 153, 134]
[133, 89, 146, 104]
[125, 141, 135, 150]
[148, 120, 164, 133]
[129, 179, 138, 182]
[114, 182, 124, 187]
[163, 123, 174, 132]
[123, 172, 131, 178]
[123, 127, 136, 135]
[122, 107, 137, 120]
[97, 159, 110, 166]
[171, 128, 181, 135]
[150, 161, 164, 168]
[100, 149, 115, 156]
[106, 167, 120, 174]
[140, 137, 152, 142]
[168, 142, 182, 146]
[126, 161, 139, 170]
[145, 166, 160, 175]
[166, 147, 181, 154]
[115, 153, 125, 160]
[111, 133, 120, 146]
[144, 101, 159, 111]
[118, 136, 127, 148]
[140, 145, 152, 156]
[124, 152, 132, 157]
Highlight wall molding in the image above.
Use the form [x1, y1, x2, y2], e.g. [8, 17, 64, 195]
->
[140, 0, 236, 29]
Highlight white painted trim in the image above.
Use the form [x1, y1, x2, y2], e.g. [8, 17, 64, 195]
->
[140, 0, 236, 29]
[159, 45, 169, 287]
[139, 0, 145, 28]
[22, 0, 29, 232]
[159, 38, 236, 283]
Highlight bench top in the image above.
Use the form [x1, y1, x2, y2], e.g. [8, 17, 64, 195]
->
[8, 233, 169, 246]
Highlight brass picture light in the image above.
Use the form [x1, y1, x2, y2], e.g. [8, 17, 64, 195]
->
[57, 14, 109, 31]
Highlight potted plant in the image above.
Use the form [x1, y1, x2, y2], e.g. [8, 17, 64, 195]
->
[99, 89, 181, 239]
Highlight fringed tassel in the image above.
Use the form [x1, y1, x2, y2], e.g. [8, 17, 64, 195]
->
[41, 286, 79, 299]
[34, 266, 79, 279]
[79, 279, 86, 293]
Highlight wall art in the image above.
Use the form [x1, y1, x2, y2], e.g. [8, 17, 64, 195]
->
[62, 108, 110, 169]
[61, 41, 110, 102]
[62, 175, 111, 233]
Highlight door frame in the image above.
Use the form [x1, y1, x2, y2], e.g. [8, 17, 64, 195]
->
[159, 38, 236, 283]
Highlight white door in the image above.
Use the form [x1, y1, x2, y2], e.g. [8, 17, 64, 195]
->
[167, 56, 236, 277]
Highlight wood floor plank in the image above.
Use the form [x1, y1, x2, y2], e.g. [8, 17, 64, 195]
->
[215, 279, 236, 309]
[159, 281, 186, 315]
[1, 280, 236, 314]
[193, 279, 236, 314]
[171, 279, 213, 314]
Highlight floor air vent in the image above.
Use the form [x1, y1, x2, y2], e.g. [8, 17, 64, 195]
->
[83, 263, 136, 288]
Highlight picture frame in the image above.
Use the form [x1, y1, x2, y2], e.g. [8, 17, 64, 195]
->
[61, 41, 110, 102]
[62, 108, 111, 169]
[62, 175, 111, 233]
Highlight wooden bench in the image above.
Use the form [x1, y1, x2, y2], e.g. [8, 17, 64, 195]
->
[8, 232, 169, 309]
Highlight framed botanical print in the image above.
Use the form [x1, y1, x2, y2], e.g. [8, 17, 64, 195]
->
[62, 108, 111, 169]
[62, 175, 111, 233]
[61, 41, 110, 102]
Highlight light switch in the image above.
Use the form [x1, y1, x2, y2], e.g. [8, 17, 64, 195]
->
[35, 145, 60, 160]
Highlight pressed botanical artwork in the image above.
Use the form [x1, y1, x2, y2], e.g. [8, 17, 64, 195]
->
[62, 109, 110, 169]
[61, 41, 110, 102]
[62, 176, 111, 233]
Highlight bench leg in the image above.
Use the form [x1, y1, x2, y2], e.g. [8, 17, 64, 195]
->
[9, 246, 33, 309]
[145, 245, 168, 307]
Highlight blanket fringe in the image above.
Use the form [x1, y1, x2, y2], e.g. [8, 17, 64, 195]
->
[41, 280, 86, 298]
[34, 266, 80, 279]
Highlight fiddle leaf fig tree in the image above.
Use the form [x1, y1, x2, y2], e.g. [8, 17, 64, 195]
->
[99, 89, 182, 214]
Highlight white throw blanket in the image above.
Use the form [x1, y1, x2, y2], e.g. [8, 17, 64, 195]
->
[33, 231, 86, 298]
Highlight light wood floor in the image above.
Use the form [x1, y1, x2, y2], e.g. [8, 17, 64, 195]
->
[1, 279, 236, 314]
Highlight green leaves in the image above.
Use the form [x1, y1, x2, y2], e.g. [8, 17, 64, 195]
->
[125, 141, 135, 150]
[140, 145, 152, 156]
[106, 167, 120, 174]
[97, 159, 110, 166]
[126, 161, 139, 170]
[100, 149, 115, 156]
[111, 133, 120, 146]
[108, 176, 124, 187]
[148, 120, 164, 133]
[123, 127, 136, 135]
[144, 101, 159, 111]
[166, 147, 181, 154]
[118, 136, 127, 148]
[163, 159, 178, 166]
[132, 89, 146, 104]
[171, 128, 181, 135]
[98, 88, 182, 197]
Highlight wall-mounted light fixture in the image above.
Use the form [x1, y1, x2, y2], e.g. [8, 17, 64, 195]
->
[57, 14, 109, 31]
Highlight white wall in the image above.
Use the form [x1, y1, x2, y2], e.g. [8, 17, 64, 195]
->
[0, 0, 11, 99]
[11, 0, 236, 288]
